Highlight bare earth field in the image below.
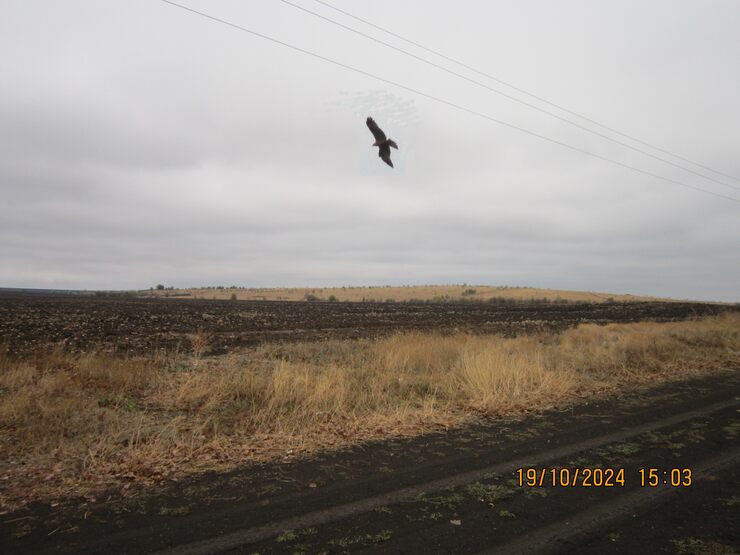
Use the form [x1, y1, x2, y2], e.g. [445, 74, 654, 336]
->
[0, 293, 731, 355]
[0, 292, 738, 553]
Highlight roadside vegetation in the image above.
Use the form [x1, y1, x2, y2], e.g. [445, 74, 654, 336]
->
[1, 313, 738, 509]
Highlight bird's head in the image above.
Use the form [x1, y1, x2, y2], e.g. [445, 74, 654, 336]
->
[372, 140, 380, 147]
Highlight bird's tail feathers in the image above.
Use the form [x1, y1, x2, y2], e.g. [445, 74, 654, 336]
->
[387, 139, 398, 150]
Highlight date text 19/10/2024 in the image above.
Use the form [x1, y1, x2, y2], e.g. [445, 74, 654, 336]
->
[516, 467, 693, 488]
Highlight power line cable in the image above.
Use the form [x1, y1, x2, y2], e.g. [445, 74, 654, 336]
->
[156, 0, 740, 205]
[278, 0, 740, 193]
[312, 0, 740, 185]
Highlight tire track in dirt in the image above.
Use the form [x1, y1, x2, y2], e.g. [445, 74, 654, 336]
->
[152, 397, 738, 555]
[482, 446, 740, 555]
[4, 374, 737, 554]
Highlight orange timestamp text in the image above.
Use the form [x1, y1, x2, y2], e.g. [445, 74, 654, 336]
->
[515, 467, 694, 487]
[516, 467, 626, 487]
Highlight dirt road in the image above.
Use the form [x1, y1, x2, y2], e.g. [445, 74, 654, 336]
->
[2, 371, 737, 554]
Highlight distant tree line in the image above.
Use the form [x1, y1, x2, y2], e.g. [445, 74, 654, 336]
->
[298, 293, 601, 305]
[152, 284, 175, 291]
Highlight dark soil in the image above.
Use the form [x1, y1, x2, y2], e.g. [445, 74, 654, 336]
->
[1, 371, 737, 554]
[0, 292, 734, 355]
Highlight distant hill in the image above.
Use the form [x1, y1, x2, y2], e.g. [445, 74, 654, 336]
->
[0, 287, 134, 297]
[140, 285, 676, 304]
[0, 287, 97, 296]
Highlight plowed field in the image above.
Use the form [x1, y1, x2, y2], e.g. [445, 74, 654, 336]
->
[0, 293, 733, 355]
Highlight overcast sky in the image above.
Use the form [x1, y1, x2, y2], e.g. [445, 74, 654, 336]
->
[1, 0, 739, 301]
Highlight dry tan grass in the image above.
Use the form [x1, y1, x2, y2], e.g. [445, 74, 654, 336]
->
[145, 284, 669, 303]
[0, 314, 738, 509]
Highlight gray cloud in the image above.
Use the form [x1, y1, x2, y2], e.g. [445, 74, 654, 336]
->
[0, 0, 738, 301]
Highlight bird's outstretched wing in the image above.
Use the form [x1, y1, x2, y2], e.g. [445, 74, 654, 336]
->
[366, 117, 387, 142]
[379, 144, 394, 167]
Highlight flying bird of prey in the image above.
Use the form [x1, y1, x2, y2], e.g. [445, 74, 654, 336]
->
[366, 117, 398, 168]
